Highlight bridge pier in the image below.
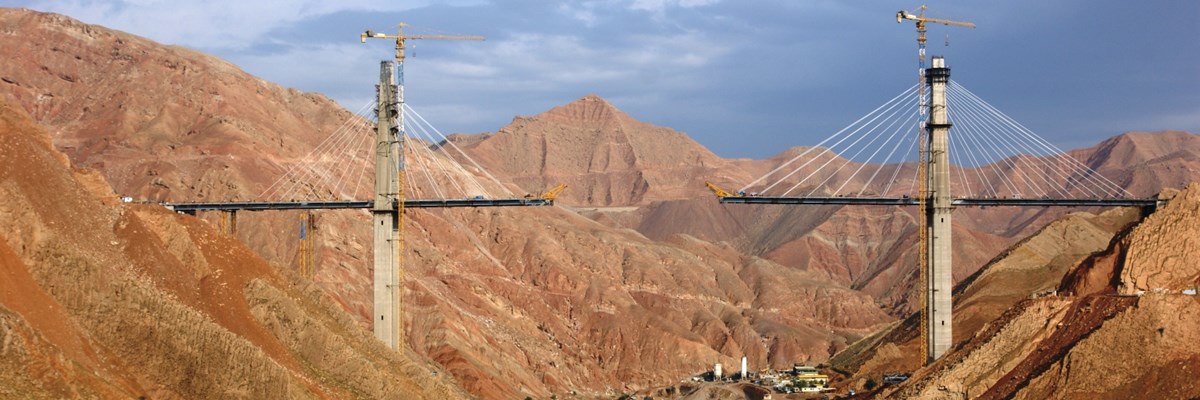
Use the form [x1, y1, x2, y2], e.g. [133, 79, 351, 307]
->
[219, 210, 237, 237]
[373, 61, 402, 350]
[298, 212, 316, 278]
[925, 56, 953, 363]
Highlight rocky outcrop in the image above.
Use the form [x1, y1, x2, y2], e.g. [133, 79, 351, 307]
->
[828, 206, 1140, 388]
[1004, 295, 1200, 399]
[1119, 185, 1200, 294]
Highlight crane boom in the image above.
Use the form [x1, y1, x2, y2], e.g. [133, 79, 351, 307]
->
[896, 10, 976, 28]
[913, 17, 975, 28]
[896, 5, 975, 50]
[361, 22, 484, 63]
[402, 34, 486, 41]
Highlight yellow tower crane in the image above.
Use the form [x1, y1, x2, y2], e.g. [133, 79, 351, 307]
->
[360, 23, 484, 350]
[896, 5, 974, 364]
[359, 22, 564, 352]
[897, 5, 975, 68]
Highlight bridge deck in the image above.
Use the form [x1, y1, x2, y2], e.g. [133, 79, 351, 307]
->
[717, 196, 1159, 208]
[163, 198, 553, 212]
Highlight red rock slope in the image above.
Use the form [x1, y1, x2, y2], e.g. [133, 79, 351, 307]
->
[455, 95, 750, 206]
[0, 97, 468, 398]
[0, 6, 387, 332]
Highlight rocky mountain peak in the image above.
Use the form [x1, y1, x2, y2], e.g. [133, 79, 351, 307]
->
[1087, 130, 1200, 169]
[539, 94, 625, 126]
[459, 94, 735, 206]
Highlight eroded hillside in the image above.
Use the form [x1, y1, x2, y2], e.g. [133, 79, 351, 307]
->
[4, 7, 1199, 399]
[457, 95, 1197, 319]
[832, 185, 1200, 399]
[1, 8, 893, 398]
[0, 98, 468, 399]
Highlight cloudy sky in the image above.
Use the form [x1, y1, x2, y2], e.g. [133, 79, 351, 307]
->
[12, 0, 1200, 158]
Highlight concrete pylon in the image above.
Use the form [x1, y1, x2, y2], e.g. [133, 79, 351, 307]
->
[925, 56, 954, 362]
[373, 61, 401, 349]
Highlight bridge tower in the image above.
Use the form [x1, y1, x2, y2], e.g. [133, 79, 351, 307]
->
[373, 61, 402, 349]
[925, 56, 953, 362]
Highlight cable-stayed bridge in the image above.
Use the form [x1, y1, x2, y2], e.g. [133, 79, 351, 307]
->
[164, 95, 560, 214]
[707, 56, 1160, 364]
[153, 19, 1161, 364]
[154, 23, 572, 351]
[165, 73, 557, 214]
[162, 60, 561, 351]
[712, 77, 1156, 208]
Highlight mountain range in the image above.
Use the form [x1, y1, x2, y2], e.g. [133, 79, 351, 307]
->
[2, 8, 1197, 399]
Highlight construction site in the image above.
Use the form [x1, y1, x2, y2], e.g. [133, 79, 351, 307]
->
[2, 3, 1199, 399]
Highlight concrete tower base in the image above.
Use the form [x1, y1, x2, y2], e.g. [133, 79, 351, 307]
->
[925, 56, 954, 362]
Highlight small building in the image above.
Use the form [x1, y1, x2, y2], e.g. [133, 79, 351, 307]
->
[790, 365, 829, 392]
[792, 364, 821, 375]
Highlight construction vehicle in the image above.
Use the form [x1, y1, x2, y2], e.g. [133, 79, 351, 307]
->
[705, 181, 735, 198]
[539, 183, 567, 202]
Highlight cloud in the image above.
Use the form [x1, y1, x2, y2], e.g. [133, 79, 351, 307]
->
[229, 42, 376, 101]
[558, 0, 720, 25]
[16, 0, 1198, 158]
[23, 0, 440, 50]
[556, 3, 599, 27]
[464, 28, 725, 87]
[629, 0, 720, 12]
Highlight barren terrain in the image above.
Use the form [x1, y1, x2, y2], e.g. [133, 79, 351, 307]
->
[3, 7, 1198, 399]
[831, 185, 1200, 399]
